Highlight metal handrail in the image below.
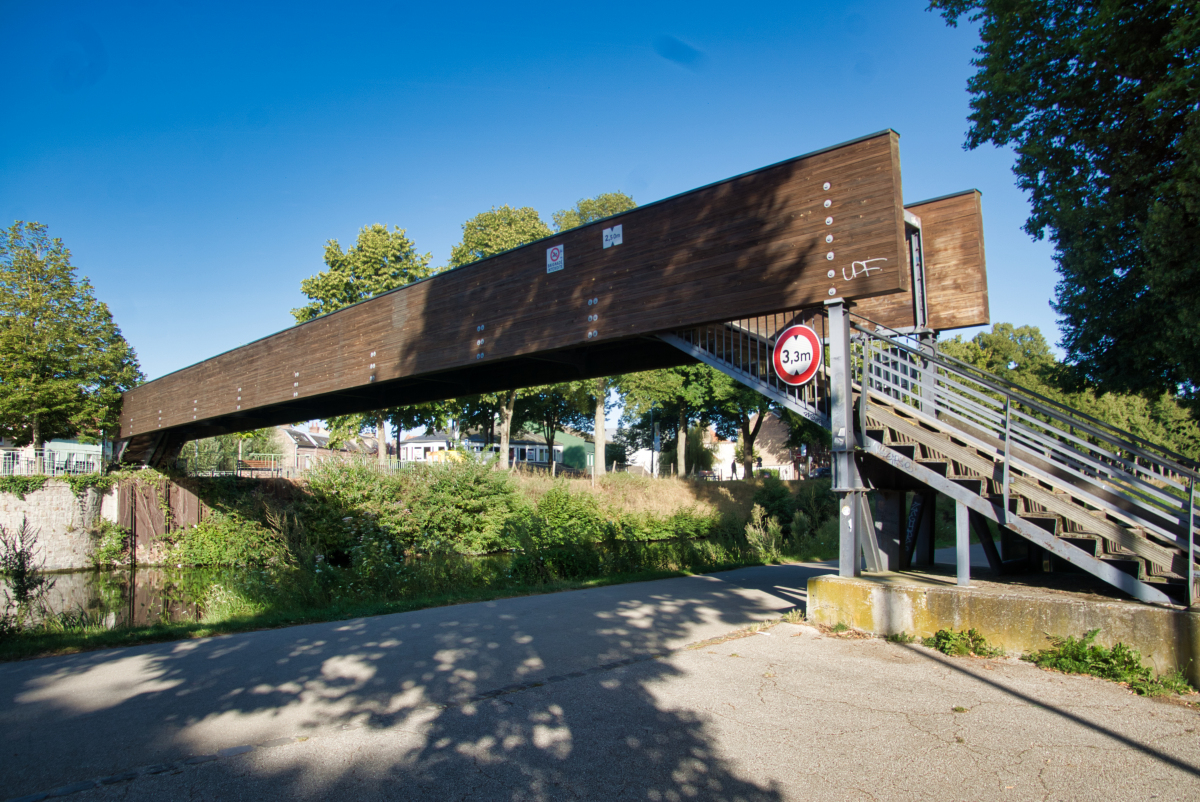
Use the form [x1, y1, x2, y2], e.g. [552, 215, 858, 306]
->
[849, 316, 1200, 481]
[852, 319, 1198, 565]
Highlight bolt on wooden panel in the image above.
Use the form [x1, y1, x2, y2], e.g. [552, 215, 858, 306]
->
[120, 130, 909, 442]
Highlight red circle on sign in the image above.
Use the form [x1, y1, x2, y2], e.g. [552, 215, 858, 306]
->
[550, 247, 561, 260]
[772, 325, 822, 386]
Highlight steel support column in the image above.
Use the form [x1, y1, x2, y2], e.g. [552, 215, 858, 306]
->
[956, 500, 971, 587]
[827, 299, 864, 577]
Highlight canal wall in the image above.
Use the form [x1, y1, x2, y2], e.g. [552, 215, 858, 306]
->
[0, 481, 119, 571]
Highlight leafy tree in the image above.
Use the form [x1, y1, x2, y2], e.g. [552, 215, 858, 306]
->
[0, 222, 142, 447]
[517, 383, 590, 476]
[449, 206, 552, 268]
[552, 191, 636, 232]
[292, 224, 432, 323]
[930, 1, 1200, 399]
[619, 366, 713, 475]
[291, 223, 434, 466]
[552, 192, 638, 475]
[707, 372, 774, 480]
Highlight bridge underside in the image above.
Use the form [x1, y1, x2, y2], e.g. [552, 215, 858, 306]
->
[119, 333, 697, 464]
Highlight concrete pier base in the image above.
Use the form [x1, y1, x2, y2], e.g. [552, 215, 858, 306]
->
[808, 572, 1200, 687]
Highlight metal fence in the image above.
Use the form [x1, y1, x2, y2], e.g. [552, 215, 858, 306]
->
[0, 448, 106, 477]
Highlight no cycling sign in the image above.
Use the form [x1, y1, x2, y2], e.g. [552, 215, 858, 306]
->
[772, 324, 822, 386]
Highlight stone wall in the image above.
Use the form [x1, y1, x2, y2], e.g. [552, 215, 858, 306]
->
[0, 481, 119, 571]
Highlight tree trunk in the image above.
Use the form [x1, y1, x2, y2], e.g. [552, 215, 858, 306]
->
[593, 378, 606, 478]
[741, 411, 767, 480]
[377, 415, 388, 471]
[31, 413, 41, 473]
[548, 430, 556, 477]
[498, 390, 516, 470]
[677, 407, 687, 476]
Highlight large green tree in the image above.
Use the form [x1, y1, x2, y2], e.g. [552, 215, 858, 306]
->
[619, 365, 713, 475]
[517, 383, 591, 476]
[0, 222, 142, 446]
[292, 223, 434, 465]
[449, 206, 552, 268]
[931, 1, 1200, 399]
[551, 191, 636, 232]
[706, 372, 774, 480]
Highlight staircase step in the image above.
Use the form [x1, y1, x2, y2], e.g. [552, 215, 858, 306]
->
[1061, 536, 1101, 557]
[918, 460, 949, 477]
[1019, 514, 1059, 535]
[951, 477, 985, 494]
[1100, 556, 1145, 580]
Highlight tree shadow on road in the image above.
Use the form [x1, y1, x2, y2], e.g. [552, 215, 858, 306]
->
[1, 565, 828, 799]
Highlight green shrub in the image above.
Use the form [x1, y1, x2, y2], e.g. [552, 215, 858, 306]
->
[924, 628, 1003, 658]
[169, 511, 289, 567]
[792, 479, 837, 539]
[91, 520, 130, 567]
[1024, 629, 1195, 697]
[791, 515, 840, 561]
[744, 504, 782, 561]
[529, 484, 606, 546]
[752, 474, 794, 530]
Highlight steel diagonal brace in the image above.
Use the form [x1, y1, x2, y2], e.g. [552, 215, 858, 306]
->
[657, 332, 831, 428]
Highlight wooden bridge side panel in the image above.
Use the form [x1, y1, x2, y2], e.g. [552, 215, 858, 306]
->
[917, 190, 989, 331]
[121, 132, 907, 440]
[848, 190, 989, 333]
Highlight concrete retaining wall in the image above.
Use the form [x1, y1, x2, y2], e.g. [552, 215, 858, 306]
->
[0, 481, 119, 570]
[808, 574, 1200, 687]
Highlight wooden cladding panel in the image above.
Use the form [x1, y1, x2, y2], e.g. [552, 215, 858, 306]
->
[121, 131, 908, 439]
[851, 190, 989, 332]
[917, 190, 989, 331]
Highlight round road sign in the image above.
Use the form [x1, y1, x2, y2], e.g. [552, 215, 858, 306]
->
[772, 324, 822, 386]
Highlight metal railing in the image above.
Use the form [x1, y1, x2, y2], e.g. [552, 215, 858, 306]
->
[0, 448, 106, 477]
[661, 308, 832, 427]
[851, 313, 1198, 598]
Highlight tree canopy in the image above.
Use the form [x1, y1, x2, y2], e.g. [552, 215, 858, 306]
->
[552, 192, 637, 232]
[291, 223, 434, 458]
[0, 221, 142, 446]
[292, 224, 433, 323]
[931, 1, 1200, 400]
[449, 206, 552, 268]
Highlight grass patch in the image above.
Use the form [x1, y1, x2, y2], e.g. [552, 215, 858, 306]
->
[1023, 629, 1196, 697]
[924, 628, 1003, 658]
[886, 631, 916, 644]
[0, 563, 748, 662]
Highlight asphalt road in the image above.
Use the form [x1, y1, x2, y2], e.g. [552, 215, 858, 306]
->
[3, 562, 1199, 801]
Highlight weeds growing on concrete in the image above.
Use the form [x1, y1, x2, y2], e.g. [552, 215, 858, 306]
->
[780, 609, 804, 624]
[1023, 629, 1196, 697]
[830, 621, 849, 633]
[924, 628, 1003, 658]
[886, 631, 916, 644]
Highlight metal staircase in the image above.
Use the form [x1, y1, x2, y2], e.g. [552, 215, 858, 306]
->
[660, 304, 1199, 608]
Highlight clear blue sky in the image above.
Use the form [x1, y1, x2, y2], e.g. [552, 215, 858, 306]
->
[1, 0, 1058, 382]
